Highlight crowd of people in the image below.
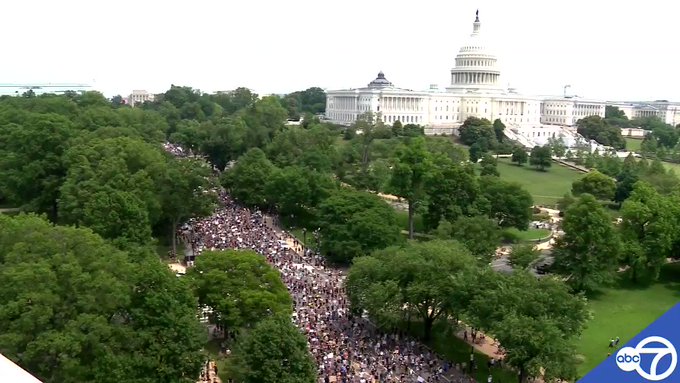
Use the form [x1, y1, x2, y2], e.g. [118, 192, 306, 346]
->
[168, 143, 477, 383]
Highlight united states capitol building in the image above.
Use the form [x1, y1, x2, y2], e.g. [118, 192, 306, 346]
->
[324, 11, 680, 151]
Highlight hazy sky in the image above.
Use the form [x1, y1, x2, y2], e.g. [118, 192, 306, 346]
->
[1, 0, 678, 101]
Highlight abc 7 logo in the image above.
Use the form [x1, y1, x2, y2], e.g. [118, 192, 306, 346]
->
[615, 336, 678, 381]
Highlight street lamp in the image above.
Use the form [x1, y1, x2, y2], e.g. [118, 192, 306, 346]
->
[302, 228, 307, 248]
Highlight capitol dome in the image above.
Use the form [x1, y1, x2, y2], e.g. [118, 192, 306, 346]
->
[448, 11, 503, 93]
[367, 71, 394, 89]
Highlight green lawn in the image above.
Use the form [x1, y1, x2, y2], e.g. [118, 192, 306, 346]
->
[496, 158, 585, 207]
[504, 227, 551, 242]
[662, 161, 680, 175]
[575, 263, 680, 375]
[405, 321, 517, 383]
[395, 210, 426, 233]
[625, 137, 643, 152]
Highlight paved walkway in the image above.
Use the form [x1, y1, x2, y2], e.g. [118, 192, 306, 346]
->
[196, 360, 221, 383]
[455, 327, 505, 360]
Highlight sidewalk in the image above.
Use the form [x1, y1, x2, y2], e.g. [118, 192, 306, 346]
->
[197, 360, 222, 383]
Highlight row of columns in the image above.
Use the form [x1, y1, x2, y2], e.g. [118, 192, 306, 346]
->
[382, 96, 421, 112]
[335, 97, 357, 110]
[453, 72, 498, 85]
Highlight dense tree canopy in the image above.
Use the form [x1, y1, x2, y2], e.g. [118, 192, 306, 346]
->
[552, 194, 622, 291]
[479, 176, 533, 229]
[620, 182, 680, 282]
[468, 271, 589, 382]
[346, 240, 478, 340]
[571, 170, 616, 201]
[458, 117, 497, 150]
[317, 189, 402, 264]
[576, 115, 626, 149]
[388, 137, 432, 238]
[0, 214, 205, 383]
[227, 315, 317, 383]
[529, 145, 552, 171]
[189, 250, 292, 331]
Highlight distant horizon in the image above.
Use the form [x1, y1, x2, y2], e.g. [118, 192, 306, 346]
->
[2, 0, 678, 103]
[3, 82, 679, 106]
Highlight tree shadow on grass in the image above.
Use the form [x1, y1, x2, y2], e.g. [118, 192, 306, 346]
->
[586, 262, 680, 300]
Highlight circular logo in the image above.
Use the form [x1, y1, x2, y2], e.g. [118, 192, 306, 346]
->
[615, 336, 677, 381]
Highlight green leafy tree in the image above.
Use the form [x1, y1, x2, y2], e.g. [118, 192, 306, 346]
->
[547, 136, 567, 158]
[479, 154, 500, 177]
[424, 137, 468, 163]
[199, 117, 249, 170]
[0, 214, 205, 383]
[58, 137, 167, 247]
[438, 215, 500, 264]
[468, 271, 589, 383]
[458, 117, 497, 149]
[388, 137, 432, 239]
[509, 244, 541, 269]
[423, 156, 479, 230]
[347, 240, 478, 341]
[571, 170, 616, 200]
[576, 115, 626, 149]
[221, 148, 277, 208]
[265, 166, 313, 217]
[227, 315, 316, 383]
[479, 176, 533, 229]
[556, 193, 576, 213]
[189, 250, 292, 331]
[620, 182, 679, 282]
[468, 142, 484, 163]
[317, 189, 401, 264]
[391, 120, 403, 136]
[492, 119, 506, 142]
[511, 147, 529, 166]
[0, 112, 75, 219]
[242, 96, 289, 148]
[529, 145, 552, 171]
[160, 157, 217, 255]
[552, 194, 622, 291]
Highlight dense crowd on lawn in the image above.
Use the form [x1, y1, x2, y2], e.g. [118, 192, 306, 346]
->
[169, 143, 477, 383]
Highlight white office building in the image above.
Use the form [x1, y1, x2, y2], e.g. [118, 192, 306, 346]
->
[127, 90, 155, 107]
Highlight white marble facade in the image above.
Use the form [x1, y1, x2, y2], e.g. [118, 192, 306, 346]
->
[324, 11, 678, 148]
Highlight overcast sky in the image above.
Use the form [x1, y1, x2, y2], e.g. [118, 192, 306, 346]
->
[1, 0, 678, 101]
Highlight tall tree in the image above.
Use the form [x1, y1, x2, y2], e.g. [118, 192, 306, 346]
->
[221, 148, 277, 208]
[479, 154, 500, 177]
[620, 182, 679, 282]
[458, 117, 497, 150]
[468, 271, 588, 383]
[511, 147, 529, 166]
[446, 215, 500, 264]
[160, 157, 217, 255]
[576, 115, 625, 149]
[479, 176, 533, 229]
[347, 240, 478, 341]
[388, 137, 432, 239]
[317, 189, 401, 264]
[552, 194, 621, 291]
[492, 118, 506, 142]
[58, 137, 167, 247]
[529, 145, 552, 171]
[423, 156, 479, 230]
[0, 214, 205, 383]
[189, 250, 292, 332]
[0, 112, 75, 219]
[571, 170, 616, 201]
[227, 315, 317, 383]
